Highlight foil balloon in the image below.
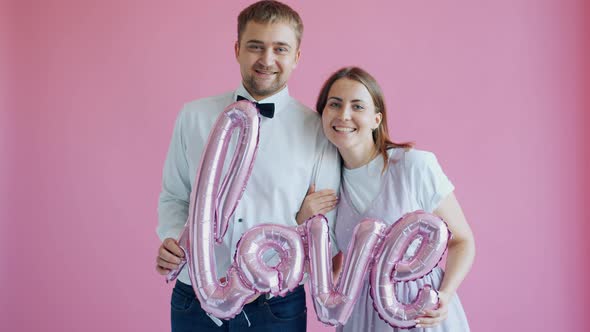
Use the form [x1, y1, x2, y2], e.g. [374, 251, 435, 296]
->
[236, 224, 305, 296]
[304, 212, 449, 328]
[161, 100, 451, 326]
[306, 215, 386, 326]
[167, 100, 261, 319]
[370, 211, 450, 328]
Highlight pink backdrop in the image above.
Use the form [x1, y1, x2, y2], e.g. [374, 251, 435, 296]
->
[3, 0, 589, 331]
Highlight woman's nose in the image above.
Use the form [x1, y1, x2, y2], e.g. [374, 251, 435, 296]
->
[337, 105, 352, 120]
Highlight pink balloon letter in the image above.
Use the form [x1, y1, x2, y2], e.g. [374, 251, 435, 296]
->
[306, 215, 387, 326]
[370, 211, 450, 328]
[167, 101, 261, 319]
[236, 224, 305, 296]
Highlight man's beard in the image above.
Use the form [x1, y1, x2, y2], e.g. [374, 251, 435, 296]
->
[243, 66, 284, 98]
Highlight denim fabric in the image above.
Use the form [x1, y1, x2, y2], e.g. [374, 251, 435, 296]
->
[171, 280, 307, 332]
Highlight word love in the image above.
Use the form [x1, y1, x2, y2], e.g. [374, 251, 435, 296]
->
[165, 102, 450, 328]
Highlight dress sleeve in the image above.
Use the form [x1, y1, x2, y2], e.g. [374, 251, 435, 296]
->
[156, 107, 191, 241]
[408, 151, 455, 213]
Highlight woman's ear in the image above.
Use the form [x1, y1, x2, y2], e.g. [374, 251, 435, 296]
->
[374, 112, 383, 129]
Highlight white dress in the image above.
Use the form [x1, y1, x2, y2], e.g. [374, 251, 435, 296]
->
[335, 148, 470, 332]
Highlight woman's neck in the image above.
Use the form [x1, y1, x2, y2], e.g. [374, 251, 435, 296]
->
[339, 144, 379, 169]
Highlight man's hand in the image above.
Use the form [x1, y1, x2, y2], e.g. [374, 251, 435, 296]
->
[156, 238, 185, 275]
[296, 184, 338, 225]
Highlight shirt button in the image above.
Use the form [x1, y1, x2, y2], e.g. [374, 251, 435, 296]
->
[238, 218, 243, 223]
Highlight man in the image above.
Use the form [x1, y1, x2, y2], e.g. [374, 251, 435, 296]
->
[155, 1, 340, 331]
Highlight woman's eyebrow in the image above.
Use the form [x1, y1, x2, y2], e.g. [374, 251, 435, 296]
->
[328, 96, 366, 103]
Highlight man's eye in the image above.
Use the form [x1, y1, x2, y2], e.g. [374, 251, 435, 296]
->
[276, 47, 288, 53]
[248, 45, 263, 51]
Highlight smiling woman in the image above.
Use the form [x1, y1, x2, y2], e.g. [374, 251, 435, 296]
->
[297, 67, 475, 331]
[320, 78, 383, 169]
[316, 67, 414, 171]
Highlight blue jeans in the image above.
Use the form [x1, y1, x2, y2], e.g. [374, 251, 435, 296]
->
[171, 280, 307, 331]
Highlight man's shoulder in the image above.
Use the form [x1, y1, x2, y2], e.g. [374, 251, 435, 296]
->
[284, 97, 335, 150]
[285, 97, 324, 134]
[287, 97, 319, 119]
[181, 91, 234, 117]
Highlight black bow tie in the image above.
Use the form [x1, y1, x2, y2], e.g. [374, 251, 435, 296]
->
[237, 95, 275, 118]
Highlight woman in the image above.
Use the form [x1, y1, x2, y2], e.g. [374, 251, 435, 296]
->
[298, 67, 474, 331]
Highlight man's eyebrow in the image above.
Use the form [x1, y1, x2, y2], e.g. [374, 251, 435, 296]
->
[246, 39, 265, 44]
[273, 41, 292, 47]
[245, 40, 292, 48]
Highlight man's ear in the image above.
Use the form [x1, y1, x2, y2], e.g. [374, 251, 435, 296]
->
[234, 41, 240, 59]
[293, 48, 301, 68]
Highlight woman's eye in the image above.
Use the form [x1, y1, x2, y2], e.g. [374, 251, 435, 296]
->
[329, 102, 341, 108]
[353, 105, 365, 110]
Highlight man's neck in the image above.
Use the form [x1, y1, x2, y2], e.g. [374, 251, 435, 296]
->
[242, 83, 287, 102]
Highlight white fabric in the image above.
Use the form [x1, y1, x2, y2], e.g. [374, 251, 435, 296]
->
[342, 149, 454, 215]
[336, 267, 470, 332]
[341, 149, 454, 259]
[157, 84, 341, 285]
[335, 148, 469, 331]
[342, 153, 386, 214]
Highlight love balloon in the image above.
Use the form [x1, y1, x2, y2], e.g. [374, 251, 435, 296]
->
[166, 101, 450, 328]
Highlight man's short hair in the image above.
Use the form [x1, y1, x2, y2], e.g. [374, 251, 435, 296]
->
[237, 0, 304, 48]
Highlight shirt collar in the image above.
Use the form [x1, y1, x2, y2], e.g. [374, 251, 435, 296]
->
[233, 83, 291, 116]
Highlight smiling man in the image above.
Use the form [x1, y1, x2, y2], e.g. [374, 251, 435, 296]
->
[236, 20, 300, 99]
[155, 1, 340, 331]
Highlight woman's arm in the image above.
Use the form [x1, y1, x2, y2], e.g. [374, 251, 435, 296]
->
[332, 251, 343, 282]
[416, 192, 475, 328]
[435, 192, 476, 296]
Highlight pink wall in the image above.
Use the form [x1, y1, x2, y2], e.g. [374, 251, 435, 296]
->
[3, 0, 589, 331]
[1, 0, 16, 307]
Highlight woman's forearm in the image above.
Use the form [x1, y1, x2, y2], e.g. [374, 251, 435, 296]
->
[439, 238, 475, 295]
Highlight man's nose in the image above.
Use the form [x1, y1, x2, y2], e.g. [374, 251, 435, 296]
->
[259, 48, 275, 66]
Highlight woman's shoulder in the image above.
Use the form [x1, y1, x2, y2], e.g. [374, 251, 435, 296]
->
[388, 148, 439, 169]
[387, 147, 435, 162]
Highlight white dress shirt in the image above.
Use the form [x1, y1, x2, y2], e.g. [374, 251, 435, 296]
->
[157, 84, 341, 285]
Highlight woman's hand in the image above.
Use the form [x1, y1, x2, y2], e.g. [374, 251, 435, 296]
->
[296, 184, 338, 225]
[414, 290, 451, 328]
